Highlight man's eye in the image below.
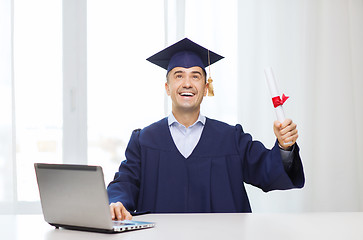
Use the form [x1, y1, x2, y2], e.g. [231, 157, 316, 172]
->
[176, 75, 183, 79]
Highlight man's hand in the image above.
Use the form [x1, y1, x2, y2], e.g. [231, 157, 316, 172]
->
[109, 202, 132, 221]
[273, 119, 298, 150]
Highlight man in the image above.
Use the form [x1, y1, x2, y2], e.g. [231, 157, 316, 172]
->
[107, 38, 305, 221]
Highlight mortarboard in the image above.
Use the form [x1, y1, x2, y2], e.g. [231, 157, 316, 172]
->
[146, 38, 224, 96]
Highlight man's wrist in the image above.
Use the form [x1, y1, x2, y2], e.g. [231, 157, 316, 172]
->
[278, 143, 293, 151]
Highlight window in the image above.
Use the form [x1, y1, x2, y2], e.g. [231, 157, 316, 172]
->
[87, 0, 165, 184]
[13, 0, 62, 202]
[4, 0, 166, 214]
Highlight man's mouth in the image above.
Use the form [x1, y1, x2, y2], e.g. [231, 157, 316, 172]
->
[179, 92, 195, 97]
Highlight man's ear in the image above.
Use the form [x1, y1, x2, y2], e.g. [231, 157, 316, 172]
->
[165, 82, 171, 96]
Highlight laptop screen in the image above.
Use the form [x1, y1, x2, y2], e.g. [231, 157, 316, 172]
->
[34, 163, 115, 230]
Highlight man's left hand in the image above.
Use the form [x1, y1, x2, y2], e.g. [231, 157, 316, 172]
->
[273, 119, 298, 150]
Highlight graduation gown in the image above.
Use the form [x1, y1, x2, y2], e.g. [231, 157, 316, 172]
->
[107, 117, 304, 213]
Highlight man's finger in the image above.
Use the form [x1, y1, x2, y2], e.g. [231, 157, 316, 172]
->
[116, 203, 125, 220]
[274, 121, 282, 129]
[110, 202, 127, 220]
[281, 119, 293, 128]
[281, 128, 298, 140]
[110, 205, 116, 220]
[282, 130, 298, 144]
[121, 207, 133, 220]
[280, 122, 297, 136]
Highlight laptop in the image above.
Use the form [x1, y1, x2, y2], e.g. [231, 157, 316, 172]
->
[34, 163, 155, 233]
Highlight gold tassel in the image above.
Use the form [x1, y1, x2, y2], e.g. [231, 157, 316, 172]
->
[207, 77, 214, 96]
[207, 49, 214, 96]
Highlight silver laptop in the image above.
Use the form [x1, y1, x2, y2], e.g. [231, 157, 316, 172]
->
[34, 163, 155, 233]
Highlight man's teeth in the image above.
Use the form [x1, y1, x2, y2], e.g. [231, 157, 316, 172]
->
[180, 93, 194, 96]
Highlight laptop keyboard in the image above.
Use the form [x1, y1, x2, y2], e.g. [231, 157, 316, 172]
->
[113, 221, 134, 226]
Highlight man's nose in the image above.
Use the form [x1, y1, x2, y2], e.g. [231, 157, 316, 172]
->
[182, 76, 192, 88]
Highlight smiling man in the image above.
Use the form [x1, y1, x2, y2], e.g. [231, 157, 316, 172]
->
[107, 38, 305, 221]
[166, 66, 207, 127]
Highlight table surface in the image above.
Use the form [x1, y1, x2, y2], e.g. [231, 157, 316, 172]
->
[1, 212, 363, 240]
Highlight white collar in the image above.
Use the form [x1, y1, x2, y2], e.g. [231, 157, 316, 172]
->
[168, 113, 206, 128]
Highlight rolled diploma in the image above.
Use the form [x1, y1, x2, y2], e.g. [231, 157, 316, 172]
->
[264, 67, 285, 123]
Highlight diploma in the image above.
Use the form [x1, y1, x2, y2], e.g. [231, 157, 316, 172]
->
[264, 67, 289, 123]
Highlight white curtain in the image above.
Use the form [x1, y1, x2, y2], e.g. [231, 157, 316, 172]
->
[183, 0, 363, 212]
[238, 0, 363, 212]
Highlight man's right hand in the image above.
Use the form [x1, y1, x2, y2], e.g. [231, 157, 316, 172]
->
[109, 202, 132, 221]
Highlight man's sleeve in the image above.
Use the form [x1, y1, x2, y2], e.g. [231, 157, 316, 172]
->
[107, 129, 142, 212]
[279, 144, 295, 172]
[235, 124, 305, 192]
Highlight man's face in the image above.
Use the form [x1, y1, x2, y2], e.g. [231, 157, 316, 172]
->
[165, 66, 208, 114]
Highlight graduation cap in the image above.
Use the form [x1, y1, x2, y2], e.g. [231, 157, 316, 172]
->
[146, 38, 224, 96]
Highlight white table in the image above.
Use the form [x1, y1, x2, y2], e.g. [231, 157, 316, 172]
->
[1, 212, 363, 240]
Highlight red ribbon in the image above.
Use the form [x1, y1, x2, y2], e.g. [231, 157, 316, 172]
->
[272, 94, 289, 108]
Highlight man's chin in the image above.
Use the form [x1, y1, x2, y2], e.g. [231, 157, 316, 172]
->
[174, 105, 200, 114]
